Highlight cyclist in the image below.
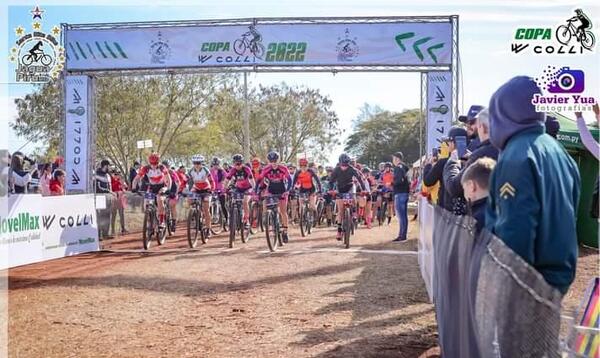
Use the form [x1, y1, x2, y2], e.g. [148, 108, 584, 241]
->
[161, 160, 181, 231]
[251, 157, 263, 182]
[287, 163, 299, 224]
[329, 153, 366, 240]
[223, 161, 231, 173]
[258, 151, 293, 242]
[321, 166, 335, 226]
[362, 167, 378, 229]
[210, 157, 228, 224]
[132, 153, 172, 229]
[376, 162, 396, 224]
[176, 165, 188, 195]
[293, 158, 322, 220]
[28, 41, 44, 62]
[188, 155, 214, 236]
[571, 9, 592, 40]
[225, 154, 255, 228]
[244, 24, 262, 52]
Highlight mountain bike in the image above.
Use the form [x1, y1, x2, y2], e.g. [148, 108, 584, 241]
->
[315, 195, 325, 227]
[228, 190, 250, 248]
[186, 192, 210, 248]
[209, 191, 225, 235]
[264, 194, 284, 252]
[556, 18, 596, 50]
[141, 191, 168, 250]
[233, 34, 266, 58]
[21, 52, 52, 66]
[339, 192, 356, 249]
[248, 193, 263, 234]
[298, 192, 314, 237]
[378, 189, 393, 226]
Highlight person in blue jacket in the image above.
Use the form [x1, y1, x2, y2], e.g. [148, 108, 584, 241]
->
[486, 76, 581, 294]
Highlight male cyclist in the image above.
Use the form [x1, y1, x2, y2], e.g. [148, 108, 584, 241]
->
[571, 9, 592, 40]
[210, 157, 228, 223]
[293, 158, 322, 219]
[329, 153, 366, 240]
[132, 153, 172, 228]
[258, 151, 293, 242]
[376, 162, 395, 224]
[188, 155, 214, 236]
[320, 166, 334, 226]
[162, 160, 181, 231]
[226, 154, 255, 228]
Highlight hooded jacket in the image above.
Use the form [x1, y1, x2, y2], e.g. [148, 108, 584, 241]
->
[485, 76, 581, 294]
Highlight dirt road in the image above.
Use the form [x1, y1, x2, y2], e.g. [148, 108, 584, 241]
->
[9, 220, 439, 358]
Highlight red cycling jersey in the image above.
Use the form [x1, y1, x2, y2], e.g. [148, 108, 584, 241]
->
[137, 165, 169, 185]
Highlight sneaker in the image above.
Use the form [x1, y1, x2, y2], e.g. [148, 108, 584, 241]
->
[392, 237, 406, 242]
[282, 232, 289, 243]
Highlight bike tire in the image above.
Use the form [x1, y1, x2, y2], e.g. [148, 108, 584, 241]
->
[253, 42, 266, 59]
[198, 208, 208, 245]
[142, 210, 153, 250]
[265, 210, 279, 252]
[380, 201, 388, 226]
[259, 204, 264, 232]
[157, 214, 167, 246]
[582, 31, 596, 50]
[41, 54, 52, 66]
[241, 207, 250, 243]
[249, 201, 258, 235]
[228, 205, 237, 248]
[307, 208, 313, 234]
[22, 54, 33, 66]
[555, 25, 571, 46]
[187, 209, 199, 248]
[165, 207, 173, 238]
[233, 39, 246, 56]
[316, 201, 324, 227]
[210, 200, 223, 235]
[343, 208, 351, 249]
[300, 205, 307, 237]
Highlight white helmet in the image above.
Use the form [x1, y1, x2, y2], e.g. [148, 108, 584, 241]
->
[191, 154, 205, 163]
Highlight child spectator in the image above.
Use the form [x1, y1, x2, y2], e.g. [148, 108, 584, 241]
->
[49, 169, 65, 196]
[460, 157, 496, 232]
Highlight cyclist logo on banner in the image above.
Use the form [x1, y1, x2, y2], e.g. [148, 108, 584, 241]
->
[336, 28, 360, 62]
[9, 6, 65, 83]
[234, 25, 266, 59]
[149, 31, 171, 64]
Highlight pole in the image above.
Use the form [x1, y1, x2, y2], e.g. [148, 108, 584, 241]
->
[243, 72, 250, 160]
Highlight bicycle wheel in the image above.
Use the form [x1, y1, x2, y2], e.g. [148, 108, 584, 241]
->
[198, 207, 208, 245]
[343, 208, 351, 249]
[165, 207, 173, 238]
[187, 208, 199, 248]
[233, 39, 246, 55]
[300, 205, 307, 237]
[555, 25, 571, 45]
[265, 209, 279, 252]
[253, 42, 266, 58]
[259, 204, 264, 232]
[582, 31, 596, 50]
[228, 204, 237, 248]
[316, 200, 324, 227]
[142, 210, 153, 250]
[210, 200, 223, 235]
[157, 212, 167, 246]
[248, 201, 258, 235]
[240, 207, 249, 243]
[22, 54, 33, 66]
[379, 201, 387, 226]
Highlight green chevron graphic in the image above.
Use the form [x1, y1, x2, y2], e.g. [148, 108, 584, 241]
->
[68, 41, 128, 61]
[394, 32, 445, 64]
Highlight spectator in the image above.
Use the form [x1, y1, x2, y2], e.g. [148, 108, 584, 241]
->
[544, 115, 560, 138]
[486, 76, 581, 294]
[109, 170, 128, 235]
[51, 156, 64, 173]
[49, 169, 65, 196]
[95, 159, 112, 194]
[423, 127, 467, 212]
[9, 153, 35, 194]
[458, 105, 484, 153]
[39, 163, 52, 196]
[460, 157, 496, 232]
[129, 161, 140, 189]
[443, 108, 499, 215]
[392, 151, 410, 242]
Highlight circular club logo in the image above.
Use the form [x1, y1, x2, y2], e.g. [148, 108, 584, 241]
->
[9, 6, 64, 83]
[336, 28, 359, 62]
[149, 31, 171, 64]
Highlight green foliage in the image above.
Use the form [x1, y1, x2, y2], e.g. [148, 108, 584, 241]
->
[345, 108, 424, 168]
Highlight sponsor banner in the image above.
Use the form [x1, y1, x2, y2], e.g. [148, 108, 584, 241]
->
[65, 21, 452, 71]
[426, 71, 453, 153]
[65, 75, 90, 192]
[41, 194, 98, 261]
[0, 194, 98, 270]
[418, 197, 434, 302]
[0, 195, 44, 269]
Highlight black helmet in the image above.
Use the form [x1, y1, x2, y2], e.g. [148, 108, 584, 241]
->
[232, 154, 244, 164]
[338, 153, 351, 165]
[267, 151, 280, 163]
[211, 157, 221, 166]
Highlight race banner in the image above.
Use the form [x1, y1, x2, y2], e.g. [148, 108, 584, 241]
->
[64, 21, 453, 71]
[65, 75, 90, 193]
[0, 195, 44, 270]
[41, 194, 98, 261]
[426, 71, 453, 153]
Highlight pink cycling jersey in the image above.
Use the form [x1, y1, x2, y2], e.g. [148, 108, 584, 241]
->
[226, 166, 254, 190]
[210, 167, 226, 192]
[259, 164, 292, 195]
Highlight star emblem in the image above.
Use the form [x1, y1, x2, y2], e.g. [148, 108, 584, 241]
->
[9, 55, 16, 62]
[31, 6, 44, 20]
[32, 22, 42, 30]
[52, 26, 61, 36]
[15, 26, 25, 36]
[11, 47, 17, 53]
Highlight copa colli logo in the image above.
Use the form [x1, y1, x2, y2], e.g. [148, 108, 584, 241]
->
[8, 6, 65, 82]
[511, 8, 596, 55]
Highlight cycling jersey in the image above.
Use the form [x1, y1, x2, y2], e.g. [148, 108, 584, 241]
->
[210, 167, 227, 192]
[227, 166, 254, 191]
[137, 165, 169, 185]
[320, 175, 331, 193]
[188, 167, 213, 191]
[252, 167, 263, 182]
[177, 171, 188, 193]
[259, 164, 292, 195]
[381, 171, 394, 188]
[293, 169, 322, 192]
[329, 165, 366, 194]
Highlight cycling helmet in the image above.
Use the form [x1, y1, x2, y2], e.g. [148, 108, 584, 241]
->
[232, 154, 244, 164]
[191, 154, 205, 164]
[148, 153, 160, 165]
[338, 153, 351, 165]
[267, 151, 280, 163]
[298, 158, 308, 166]
[211, 157, 220, 166]
[361, 167, 370, 174]
[575, 8, 583, 14]
[161, 160, 170, 167]
[384, 162, 392, 168]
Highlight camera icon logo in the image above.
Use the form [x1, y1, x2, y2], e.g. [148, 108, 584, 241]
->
[535, 66, 585, 94]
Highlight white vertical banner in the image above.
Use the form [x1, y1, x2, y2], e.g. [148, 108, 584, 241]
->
[65, 75, 90, 193]
[426, 72, 453, 154]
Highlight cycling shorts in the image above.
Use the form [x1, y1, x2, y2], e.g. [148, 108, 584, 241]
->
[299, 187, 316, 195]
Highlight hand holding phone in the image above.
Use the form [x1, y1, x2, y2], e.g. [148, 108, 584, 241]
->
[455, 136, 467, 159]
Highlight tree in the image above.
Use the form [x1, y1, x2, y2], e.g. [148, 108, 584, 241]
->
[345, 109, 424, 168]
